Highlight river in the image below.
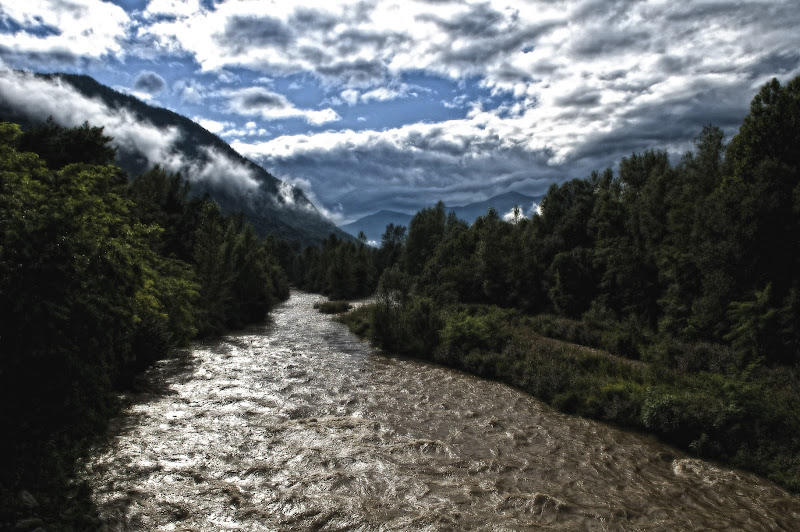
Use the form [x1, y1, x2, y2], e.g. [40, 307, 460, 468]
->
[81, 291, 800, 530]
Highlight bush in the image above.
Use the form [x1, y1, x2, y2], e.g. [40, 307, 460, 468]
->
[335, 304, 372, 337]
[600, 315, 651, 359]
[527, 313, 601, 348]
[315, 300, 352, 314]
[645, 338, 740, 373]
[436, 308, 509, 365]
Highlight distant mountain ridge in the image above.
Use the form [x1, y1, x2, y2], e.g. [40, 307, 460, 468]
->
[340, 191, 542, 243]
[0, 72, 351, 247]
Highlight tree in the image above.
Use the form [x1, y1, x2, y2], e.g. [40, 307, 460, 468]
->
[193, 202, 235, 335]
[17, 117, 118, 170]
[376, 222, 406, 273]
[403, 201, 446, 276]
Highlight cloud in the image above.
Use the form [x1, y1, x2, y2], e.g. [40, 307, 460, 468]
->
[0, 0, 130, 65]
[133, 70, 166, 93]
[501, 202, 541, 223]
[135, 0, 800, 165]
[6, 0, 799, 225]
[338, 84, 421, 106]
[216, 14, 293, 50]
[173, 78, 206, 103]
[0, 70, 258, 192]
[278, 174, 346, 224]
[226, 86, 340, 125]
[194, 117, 231, 134]
[144, 0, 203, 19]
[502, 206, 524, 224]
[232, 115, 562, 221]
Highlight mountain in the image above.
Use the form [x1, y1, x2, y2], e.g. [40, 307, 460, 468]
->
[340, 191, 542, 243]
[339, 210, 414, 243]
[0, 72, 351, 248]
[449, 191, 540, 223]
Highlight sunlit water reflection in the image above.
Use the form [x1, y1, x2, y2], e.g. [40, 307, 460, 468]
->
[82, 291, 800, 530]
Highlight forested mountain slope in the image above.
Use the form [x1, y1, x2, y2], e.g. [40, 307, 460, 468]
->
[0, 72, 350, 247]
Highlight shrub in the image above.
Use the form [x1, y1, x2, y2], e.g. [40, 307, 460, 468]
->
[335, 304, 372, 337]
[437, 310, 500, 365]
[527, 313, 601, 348]
[315, 300, 352, 314]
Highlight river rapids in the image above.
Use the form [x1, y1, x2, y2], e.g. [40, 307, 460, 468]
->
[81, 292, 800, 530]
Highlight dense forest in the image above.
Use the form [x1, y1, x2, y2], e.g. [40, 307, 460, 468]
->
[332, 77, 800, 491]
[0, 119, 289, 527]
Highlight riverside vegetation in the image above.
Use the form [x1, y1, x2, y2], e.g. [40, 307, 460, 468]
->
[2, 76, 799, 527]
[0, 119, 289, 528]
[332, 77, 800, 492]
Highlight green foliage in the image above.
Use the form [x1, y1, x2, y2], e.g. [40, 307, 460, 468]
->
[375, 222, 406, 272]
[345, 77, 800, 492]
[403, 201, 447, 276]
[366, 267, 443, 356]
[0, 118, 292, 524]
[287, 233, 378, 300]
[315, 300, 353, 314]
[17, 117, 117, 169]
[724, 284, 779, 365]
[527, 313, 601, 348]
[335, 304, 372, 337]
[125, 165, 196, 261]
[436, 307, 511, 366]
[547, 247, 595, 317]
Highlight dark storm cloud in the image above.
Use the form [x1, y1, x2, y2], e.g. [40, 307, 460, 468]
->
[747, 50, 800, 79]
[233, 88, 289, 111]
[133, 70, 165, 93]
[0, 45, 81, 66]
[571, 0, 638, 22]
[417, 3, 506, 38]
[420, 8, 560, 74]
[555, 90, 601, 108]
[216, 14, 293, 52]
[490, 63, 535, 84]
[277, 142, 560, 218]
[571, 30, 652, 58]
[655, 55, 696, 75]
[240, 125, 564, 220]
[329, 28, 406, 55]
[289, 7, 338, 32]
[316, 58, 387, 86]
[567, 83, 751, 165]
[664, 2, 755, 23]
[435, 34, 529, 70]
[225, 86, 339, 124]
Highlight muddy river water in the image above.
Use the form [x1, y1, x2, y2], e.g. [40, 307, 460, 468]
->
[82, 291, 800, 530]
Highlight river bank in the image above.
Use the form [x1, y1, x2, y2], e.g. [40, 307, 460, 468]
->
[76, 292, 800, 529]
[337, 300, 800, 495]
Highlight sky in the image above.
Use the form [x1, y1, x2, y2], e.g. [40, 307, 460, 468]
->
[0, 0, 798, 224]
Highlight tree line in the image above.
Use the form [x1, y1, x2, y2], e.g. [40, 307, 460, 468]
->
[344, 76, 800, 366]
[278, 223, 407, 300]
